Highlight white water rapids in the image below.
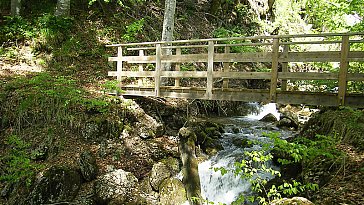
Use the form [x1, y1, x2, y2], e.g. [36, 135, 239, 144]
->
[197, 103, 294, 204]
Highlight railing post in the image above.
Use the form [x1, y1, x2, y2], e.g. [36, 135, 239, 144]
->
[117, 46, 123, 81]
[155, 44, 162, 97]
[281, 44, 289, 91]
[223, 46, 230, 89]
[270, 38, 280, 102]
[138, 50, 144, 87]
[175, 48, 181, 87]
[207, 41, 214, 100]
[338, 35, 350, 106]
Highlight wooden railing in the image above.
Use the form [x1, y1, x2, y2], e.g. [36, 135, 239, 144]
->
[107, 32, 364, 107]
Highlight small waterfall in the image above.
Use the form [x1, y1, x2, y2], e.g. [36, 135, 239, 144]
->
[198, 103, 293, 204]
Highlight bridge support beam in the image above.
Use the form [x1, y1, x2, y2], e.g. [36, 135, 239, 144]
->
[270, 38, 280, 102]
[206, 41, 214, 100]
[155, 44, 162, 97]
[338, 35, 350, 106]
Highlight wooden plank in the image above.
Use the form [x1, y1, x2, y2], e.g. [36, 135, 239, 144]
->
[348, 51, 364, 61]
[282, 51, 341, 62]
[270, 38, 279, 102]
[223, 46, 230, 89]
[281, 45, 289, 91]
[338, 35, 350, 105]
[214, 53, 273, 63]
[106, 32, 364, 47]
[278, 72, 338, 80]
[155, 44, 162, 97]
[138, 50, 144, 86]
[161, 71, 207, 78]
[112, 51, 364, 64]
[116, 47, 123, 81]
[175, 48, 181, 87]
[162, 54, 208, 63]
[109, 71, 154, 77]
[347, 73, 364, 81]
[207, 41, 214, 99]
[276, 92, 339, 106]
[345, 95, 364, 108]
[213, 72, 271, 79]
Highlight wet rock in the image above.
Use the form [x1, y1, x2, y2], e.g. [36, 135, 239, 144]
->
[232, 138, 253, 148]
[259, 113, 278, 122]
[277, 112, 299, 129]
[270, 197, 314, 205]
[149, 162, 171, 191]
[232, 126, 240, 133]
[95, 169, 138, 204]
[277, 118, 296, 129]
[178, 127, 202, 205]
[79, 150, 98, 181]
[28, 166, 82, 205]
[159, 178, 187, 205]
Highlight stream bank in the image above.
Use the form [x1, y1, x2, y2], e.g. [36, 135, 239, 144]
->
[1, 73, 363, 205]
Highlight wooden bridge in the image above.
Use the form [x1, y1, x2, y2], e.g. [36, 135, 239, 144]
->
[106, 32, 364, 107]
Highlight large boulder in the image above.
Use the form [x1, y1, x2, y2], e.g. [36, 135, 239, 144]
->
[79, 150, 98, 181]
[159, 178, 187, 205]
[94, 169, 138, 204]
[270, 197, 314, 205]
[28, 166, 82, 205]
[259, 113, 278, 123]
[149, 162, 171, 191]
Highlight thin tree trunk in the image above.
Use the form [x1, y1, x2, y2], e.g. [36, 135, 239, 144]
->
[55, 0, 71, 17]
[11, 0, 21, 16]
[161, 0, 176, 83]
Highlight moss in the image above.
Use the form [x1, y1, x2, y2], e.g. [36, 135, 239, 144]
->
[301, 108, 364, 150]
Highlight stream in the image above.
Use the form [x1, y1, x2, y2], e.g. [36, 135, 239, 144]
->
[198, 103, 296, 204]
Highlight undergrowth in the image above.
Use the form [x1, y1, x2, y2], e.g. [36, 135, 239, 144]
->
[213, 132, 343, 205]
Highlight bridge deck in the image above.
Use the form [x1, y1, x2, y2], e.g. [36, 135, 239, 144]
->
[106, 32, 364, 107]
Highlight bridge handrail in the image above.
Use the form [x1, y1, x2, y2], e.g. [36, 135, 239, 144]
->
[106, 32, 364, 47]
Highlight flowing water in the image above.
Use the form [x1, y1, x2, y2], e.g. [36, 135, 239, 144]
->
[198, 103, 295, 204]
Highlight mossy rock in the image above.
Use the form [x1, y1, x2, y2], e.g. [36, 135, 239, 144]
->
[231, 138, 252, 148]
[159, 178, 187, 205]
[28, 166, 82, 205]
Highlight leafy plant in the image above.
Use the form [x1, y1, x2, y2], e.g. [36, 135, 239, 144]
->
[212, 132, 338, 204]
[122, 18, 145, 42]
[0, 135, 41, 187]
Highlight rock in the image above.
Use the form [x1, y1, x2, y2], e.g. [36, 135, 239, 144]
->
[159, 178, 187, 205]
[160, 157, 180, 175]
[149, 162, 171, 191]
[178, 127, 202, 205]
[28, 166, 82, 205]
[232, 126, 240, 133]
[232, 138, 252, 148]
[259, 113, 278, 122]
[94, 169, 138, 204]
[79, 150, 98, 181]
[139, 177, 159, 205]
[277, 115, 299, 129]
[270, 197, 314, 205]
[31, 144, 48, 160]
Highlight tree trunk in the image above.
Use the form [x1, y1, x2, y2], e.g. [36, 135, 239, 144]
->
[161, 0, 176, 84]
[55, 0, 71, 17]
[11, 0, 21, 16]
